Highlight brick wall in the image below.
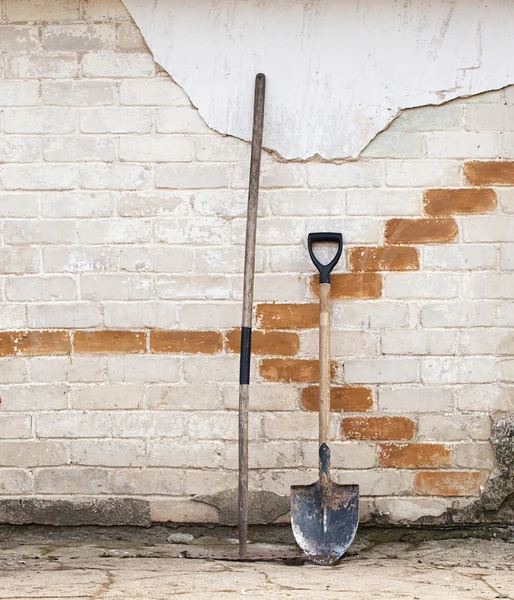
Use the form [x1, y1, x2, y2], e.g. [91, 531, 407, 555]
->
[0, 0, 512, 526]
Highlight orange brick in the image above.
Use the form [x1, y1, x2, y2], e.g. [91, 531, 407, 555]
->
[348, 247, 419, 272]
[415, 471, 486, 496]
[465, 161, 514, 185]
[260, 358, 336, 383]
[342, 416, 415, 440]
[75, 330, 146, 354]
[151, 330, 222, 354]
[311, 273, 382, 299]
[226, 329, 299, 356]
[385, 218, 458, 244]
[424, 188, 497, 216]
[0, 331, 71, 356]
[301, 386, 373, 411]
[379, 443, 451, 468]
[256, 304, 319, 330]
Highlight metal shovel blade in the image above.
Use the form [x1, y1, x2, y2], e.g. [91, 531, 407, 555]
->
[291, 457, 359, 566]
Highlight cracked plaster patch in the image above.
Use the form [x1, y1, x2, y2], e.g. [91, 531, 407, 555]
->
[123, 0, 514, 160]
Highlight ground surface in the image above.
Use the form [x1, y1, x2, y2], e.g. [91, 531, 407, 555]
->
[0, 528, 513, 599]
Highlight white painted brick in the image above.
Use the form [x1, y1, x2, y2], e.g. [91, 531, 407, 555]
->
[332, 301, 409, 329]
[266, 189, 345, 216]
[148, 384, 222, 411]
[386, 160, 461, 187]
[178, 302, 239, 329]
[35, 468, 108, 494]
[307, 162, 384, 188]
[418, 414, 491, 441]
[155, 164, 230, 189]
[301, 330, 378, 357]
[466, 273, 514, 299]
[71, 440, 145, 467]
[82, 274, 153, 301]
[456, 385, 514, 412]
[0, 81, 39, 106]
[461, 328, 514, 355]
[79, 164, 149, 190]
[116, 22, 146, 50]
[78, 219, 150, 244]
[0, 25, 38, 51]
[465, 104, 514, 131]
[110, 412, 186, 438]
[426, 132, 501, 159]
[230, 217, 303, 246]
[223, 384, 297, 411]
[103, 302, 178, 328]
[4, 220, 76, 245]
[0, 470, 32, 495]
[500, 245, 514, 270]
[345, 358, 419, 384]
[0, 165, 75, 190]
[43, 24, 115, 51]
[108, 356, 181, 383]
[189, 412, 259, 440]
[41, 191, 114, 218]
[250, 468, 314, 495]
[6, 276, 77, 301]
[465, 89, 504, 103]
[498, 359, 514, 382]
[337, 470, 415, 496]
[83, 0, 131, 21]
[43, 247, 117, 273]
[183, 356, 239, 383]
[43, 80, 115, 106]
[389, 103, 463, 132]
[156, 275, 230, 300]
[382, 329, 457, 355]
[185, 470, 238, 495]
[422, 357, 495, 384]
[30, 357, 105, 383]
[111, 468, 185, 496]
[119, 135, 193, 162]
[223, 441, 301, 470]
[28, 304, 102, 328]
[0, 415, 32, 439]
[422, 301, 497, 327]
[0, 384, 68, 411]
[497, 189, 514, 213]
[119, 78, 189, 106]
[0, 358, 28, 383]
[196, 246, 266, 274]
[501, 133, 514, 156]
[5, 54, 78, 78]
[36, 412, 110, 438]
[306, 216, 381, 244]
[423, 245, 497, 271]
[268, 245, 315, 272]
[346, 188, 422, 216]
[375, 497, 449, 522]
[118, 191, 189, 217]
[71, 383, 144, 410]
[0, 193, 39, 218]
[0, 441, 67, 467]
[154, 218, 228, 245]
[455, 442, 495, 469]
[0, 305, 26, 329]
[0, 248, 40, 274]
[44, 136, 117, 162]
[80, 107, 152, 133]
[5, 0, 79, 21]
[385, 273, 459, 299]
[82, 52, 155, 78]
[247, 274, 306, 302]
[193, 190, 250, 218]
[361, 132, 423, 159]
[149, 441, 223, 468]
[156, 108, 210, 134]
[194, 135, 249, 161]
[462, 216, 514, 242]
[120, 247, 194, 273]
[302, 441, 376, 469]
[498, 303, 514, 326]
[379, 386, 454, 412]
[233, 162, 307, 189]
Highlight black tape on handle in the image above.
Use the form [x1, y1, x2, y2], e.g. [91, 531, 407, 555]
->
[239, 327, 252, 385]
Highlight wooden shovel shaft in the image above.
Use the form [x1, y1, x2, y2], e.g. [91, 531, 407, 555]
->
[238, 73, 266, 559]
[319, 283, 331, 450]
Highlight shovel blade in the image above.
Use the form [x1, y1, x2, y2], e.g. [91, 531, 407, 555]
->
[291, 480, 359, 566]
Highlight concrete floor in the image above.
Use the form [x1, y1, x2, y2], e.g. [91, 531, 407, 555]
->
[0, 528, 513, 599]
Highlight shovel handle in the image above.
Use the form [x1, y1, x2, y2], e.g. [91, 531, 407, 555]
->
[308, 232, 343, 284]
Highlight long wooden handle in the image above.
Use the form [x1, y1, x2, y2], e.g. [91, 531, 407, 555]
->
[319, 283, 331, 447]
[238, 73, 266, 559]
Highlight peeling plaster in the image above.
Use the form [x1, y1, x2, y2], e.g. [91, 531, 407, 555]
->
[123, 0, 514, 160]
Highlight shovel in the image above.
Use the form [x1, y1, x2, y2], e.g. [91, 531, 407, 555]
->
[291, 232, 359, 566]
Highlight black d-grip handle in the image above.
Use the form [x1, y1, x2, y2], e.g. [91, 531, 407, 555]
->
[308, 232, 343, 284]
